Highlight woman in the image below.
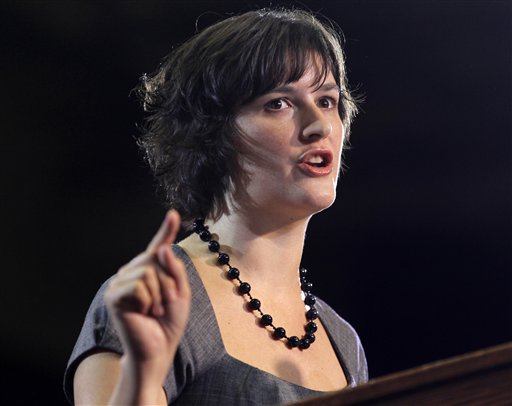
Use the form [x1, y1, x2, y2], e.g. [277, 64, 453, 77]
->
[64, 8, 368, 405]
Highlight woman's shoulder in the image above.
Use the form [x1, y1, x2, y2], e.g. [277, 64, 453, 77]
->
[315, 297, 369, 385]
[315, 298, 360, 342]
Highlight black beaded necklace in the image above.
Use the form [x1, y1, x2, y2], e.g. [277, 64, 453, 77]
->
[192, 218, 318, 350]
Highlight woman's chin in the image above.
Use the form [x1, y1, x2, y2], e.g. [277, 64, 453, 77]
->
[310, 194, 337, 213]
[289, 190, 337, 217]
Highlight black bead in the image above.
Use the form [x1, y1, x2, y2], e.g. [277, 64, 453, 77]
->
[288, 336, 300, 347]
[273, 327, 286, 339]
[306, 308, 318, 320]
[305, 333, 315, 343]
[299, 338, 311, 349]
[304, 294, 316, 306]
[300, 276, 307, 283]
[260, 314, 273, 326]
[239, 282, 251, 294]
[305, 321, 317, 333]
[192, 219, 205, 233]
[301, 282, 313, 292]
[249, 298, 261, 310]
[208, 240, 220, 252]
[227, 267, 239, 279]
[218, 252, 230, 265]
[199, 230, 212, 242]
[299, 267, 307, 277]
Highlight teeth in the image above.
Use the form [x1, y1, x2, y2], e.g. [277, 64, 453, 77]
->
[307, 155, 323, 164]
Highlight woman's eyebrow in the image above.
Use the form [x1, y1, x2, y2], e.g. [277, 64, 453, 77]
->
[269, 82, 341, 94]
[318, 83, 341, 93]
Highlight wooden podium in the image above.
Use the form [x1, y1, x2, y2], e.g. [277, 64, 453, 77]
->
[290, 342, 512, 405]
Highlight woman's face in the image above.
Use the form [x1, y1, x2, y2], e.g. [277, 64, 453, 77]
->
[234, 62, 345, 221]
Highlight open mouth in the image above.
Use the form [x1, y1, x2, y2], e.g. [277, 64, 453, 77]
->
[304, 155, 328, 167]
[298, 149, 334, 176]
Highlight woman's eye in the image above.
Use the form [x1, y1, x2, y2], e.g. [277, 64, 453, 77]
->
[265, 98, 290, 110]
[318, 97, 338, 109]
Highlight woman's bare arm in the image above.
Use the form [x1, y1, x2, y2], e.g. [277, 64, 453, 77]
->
[74, 352, 167, 405]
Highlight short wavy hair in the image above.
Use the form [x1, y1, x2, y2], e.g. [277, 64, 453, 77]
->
[137, 8, 358, 225]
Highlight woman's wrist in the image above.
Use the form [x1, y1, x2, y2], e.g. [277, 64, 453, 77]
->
[108, 354, 169, 405]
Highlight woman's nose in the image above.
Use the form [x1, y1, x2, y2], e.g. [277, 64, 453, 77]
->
[299, 109, 332, 142]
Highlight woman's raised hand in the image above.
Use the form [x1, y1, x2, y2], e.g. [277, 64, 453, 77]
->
[104, 210, 191, 383]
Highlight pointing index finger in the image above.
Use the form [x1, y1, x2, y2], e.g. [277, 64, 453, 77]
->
[146, 210, 181, 252]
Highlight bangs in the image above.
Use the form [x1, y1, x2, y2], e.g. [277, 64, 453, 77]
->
[235, 19, 340, 105]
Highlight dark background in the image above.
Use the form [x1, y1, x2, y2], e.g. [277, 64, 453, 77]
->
[2, 0, 511, 404]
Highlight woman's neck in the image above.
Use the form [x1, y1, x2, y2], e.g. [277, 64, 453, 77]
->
[189, 211, 311, 289]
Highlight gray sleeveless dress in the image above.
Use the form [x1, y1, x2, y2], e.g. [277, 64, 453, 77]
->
[64, 245, 368, 405]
